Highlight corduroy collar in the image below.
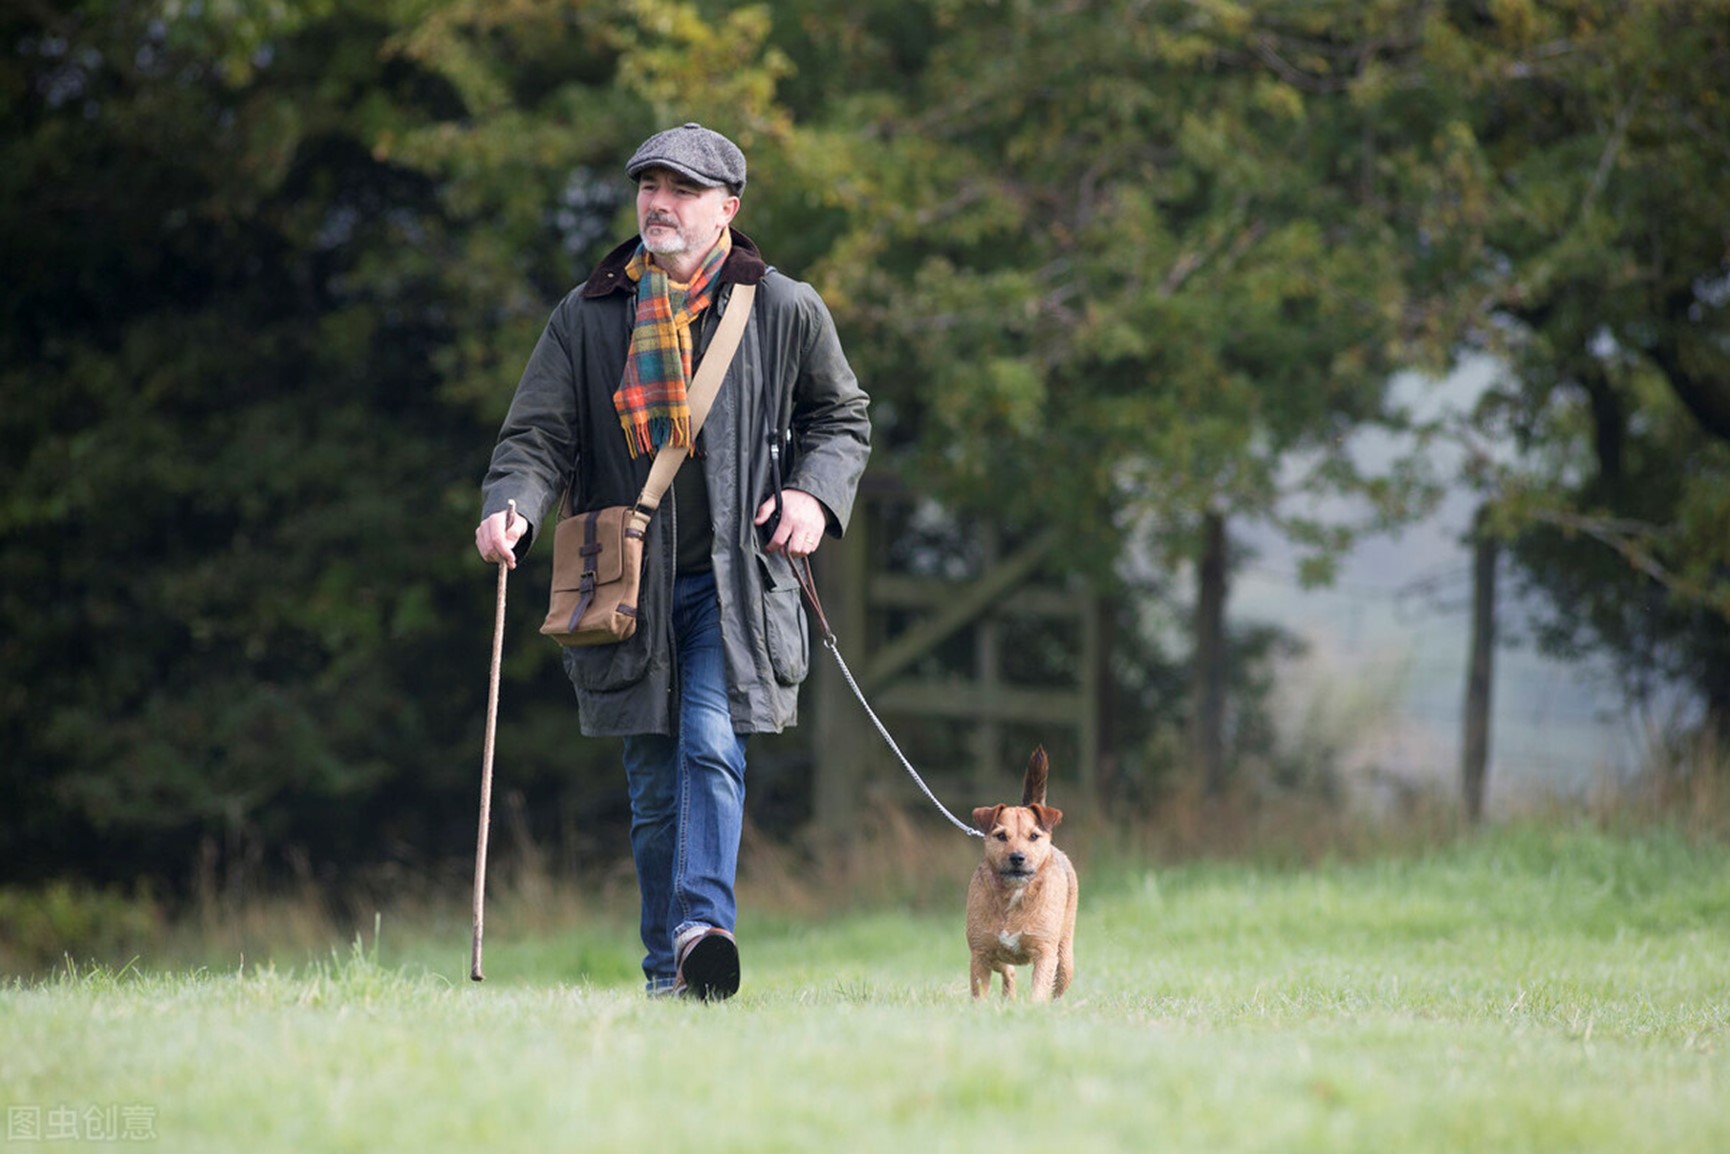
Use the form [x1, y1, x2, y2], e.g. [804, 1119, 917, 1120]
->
[582, 228, 768, 299]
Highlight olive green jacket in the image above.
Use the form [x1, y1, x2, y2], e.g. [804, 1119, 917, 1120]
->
[480, 231, 871, 735]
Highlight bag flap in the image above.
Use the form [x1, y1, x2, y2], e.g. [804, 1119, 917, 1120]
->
[550, 506, 636, 593]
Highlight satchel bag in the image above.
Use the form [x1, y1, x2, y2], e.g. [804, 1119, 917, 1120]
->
[539, 282, 756, 647]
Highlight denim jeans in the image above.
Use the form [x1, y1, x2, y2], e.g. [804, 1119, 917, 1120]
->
[622, 569, 748, 992]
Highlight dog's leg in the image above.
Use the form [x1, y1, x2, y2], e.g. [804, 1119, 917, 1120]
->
[970, 954, 991, 999]
[1028, 953, 1059, 1002]
[1000, 963, 1016, 1000]
[1054, 862, 1078, 999]
[1055, 895, 1077, 997]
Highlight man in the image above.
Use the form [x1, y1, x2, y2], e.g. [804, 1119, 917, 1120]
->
[474, 123, 871, 1000]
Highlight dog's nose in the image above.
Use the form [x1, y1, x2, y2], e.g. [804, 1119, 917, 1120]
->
[1008, 852, 1026, 869]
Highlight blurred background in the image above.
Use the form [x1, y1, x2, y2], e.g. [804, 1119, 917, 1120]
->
[3, 0, 1727, 951]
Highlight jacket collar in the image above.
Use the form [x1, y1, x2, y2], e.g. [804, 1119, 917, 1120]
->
[581, 227, 768, 299]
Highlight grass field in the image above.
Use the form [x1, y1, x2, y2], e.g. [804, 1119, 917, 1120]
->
[3, 822, 1727, 1152]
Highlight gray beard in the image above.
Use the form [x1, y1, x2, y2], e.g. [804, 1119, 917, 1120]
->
[641, 223, 688, 257]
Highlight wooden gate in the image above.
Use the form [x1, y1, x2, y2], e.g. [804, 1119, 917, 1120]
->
[808, 474, 1102, 827]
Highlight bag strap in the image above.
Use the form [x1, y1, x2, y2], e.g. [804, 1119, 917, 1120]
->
[565, 509, 606, 632]
[628, 281, 757, 532]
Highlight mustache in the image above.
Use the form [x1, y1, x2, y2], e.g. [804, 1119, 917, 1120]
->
[644, 213, 677, 228]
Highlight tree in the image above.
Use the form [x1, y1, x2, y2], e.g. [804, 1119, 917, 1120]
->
[0, 0, 822, 891]
[791, 0, 1456, 791]
[1, 1, 483, 890]
[1422, 2, 1730, 741]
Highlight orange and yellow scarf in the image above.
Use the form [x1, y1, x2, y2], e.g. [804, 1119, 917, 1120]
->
[613, 231, 733, 458]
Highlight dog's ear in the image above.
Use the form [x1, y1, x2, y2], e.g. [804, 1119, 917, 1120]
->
[1029, 803, 1063, 831]
[972, 804, 1004, 834]
[1020, 745, 1049, 807]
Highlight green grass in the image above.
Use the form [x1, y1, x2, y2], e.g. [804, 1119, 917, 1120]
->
[3, 823, 1727, 1152]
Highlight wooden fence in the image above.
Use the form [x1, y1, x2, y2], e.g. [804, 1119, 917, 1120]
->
[808, 474, 1102, 827]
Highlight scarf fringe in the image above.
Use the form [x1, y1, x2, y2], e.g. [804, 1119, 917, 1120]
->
[620, 413, 692, 460]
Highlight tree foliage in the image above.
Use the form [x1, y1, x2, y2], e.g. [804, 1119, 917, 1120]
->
[4, 2, 472, 886]
[1416, 1, 1730, 733]
[795, 0, 1465, 585]
[3, 0, 1727, 889]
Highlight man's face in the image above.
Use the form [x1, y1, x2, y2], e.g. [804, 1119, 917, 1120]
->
[636, 168, 738, 261]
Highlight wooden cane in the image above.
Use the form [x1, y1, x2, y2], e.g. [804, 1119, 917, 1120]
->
[471, 499, 515, 982]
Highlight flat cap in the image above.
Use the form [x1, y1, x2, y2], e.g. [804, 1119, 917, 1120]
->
[626, 122, 747, 192]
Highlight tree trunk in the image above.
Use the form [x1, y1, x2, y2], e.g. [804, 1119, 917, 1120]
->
[1700, 638, 1730, 753]
[1462, 505, 1498, 823]
[1193, 511, 1229, 797]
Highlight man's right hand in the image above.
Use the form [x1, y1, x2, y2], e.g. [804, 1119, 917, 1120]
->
[475, 507, 527, 569]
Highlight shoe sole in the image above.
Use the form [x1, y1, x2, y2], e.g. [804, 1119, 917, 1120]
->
[679, 933, 740, 1002]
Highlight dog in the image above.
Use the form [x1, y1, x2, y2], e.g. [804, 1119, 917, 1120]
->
[966, 746, 1078, 1001]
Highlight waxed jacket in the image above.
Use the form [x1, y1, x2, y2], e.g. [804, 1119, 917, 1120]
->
[480, 230, 872, 736]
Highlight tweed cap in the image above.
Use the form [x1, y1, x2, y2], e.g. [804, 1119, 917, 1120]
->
[626, 122, 747, 192]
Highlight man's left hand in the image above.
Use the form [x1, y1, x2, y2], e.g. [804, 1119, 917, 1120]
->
[755, 488, 828, 559]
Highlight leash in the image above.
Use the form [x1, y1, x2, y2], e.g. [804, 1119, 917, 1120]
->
[793, 557, 984, 839]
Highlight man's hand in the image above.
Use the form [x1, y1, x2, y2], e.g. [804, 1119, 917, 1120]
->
[755, 488, 827, 559]
[475, 505, 527, 569]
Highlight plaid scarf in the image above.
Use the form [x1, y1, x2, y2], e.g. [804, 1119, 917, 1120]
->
[613, 230, 733, 458]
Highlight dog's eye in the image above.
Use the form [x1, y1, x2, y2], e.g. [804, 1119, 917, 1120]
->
[1028, 831, 1041, 841]
[994, 831, 1008, 841]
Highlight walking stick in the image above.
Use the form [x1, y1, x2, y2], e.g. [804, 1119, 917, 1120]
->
[471, 499, 515, 982]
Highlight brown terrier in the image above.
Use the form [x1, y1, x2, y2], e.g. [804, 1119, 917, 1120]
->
[966, 746, 1078, 1001]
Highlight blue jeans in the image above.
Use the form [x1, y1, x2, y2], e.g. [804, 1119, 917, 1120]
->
[622, 569, 748, 991]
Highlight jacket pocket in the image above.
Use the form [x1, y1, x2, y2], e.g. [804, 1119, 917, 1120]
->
[561, 627, 653, 692]
[758, 556, 809, 686]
